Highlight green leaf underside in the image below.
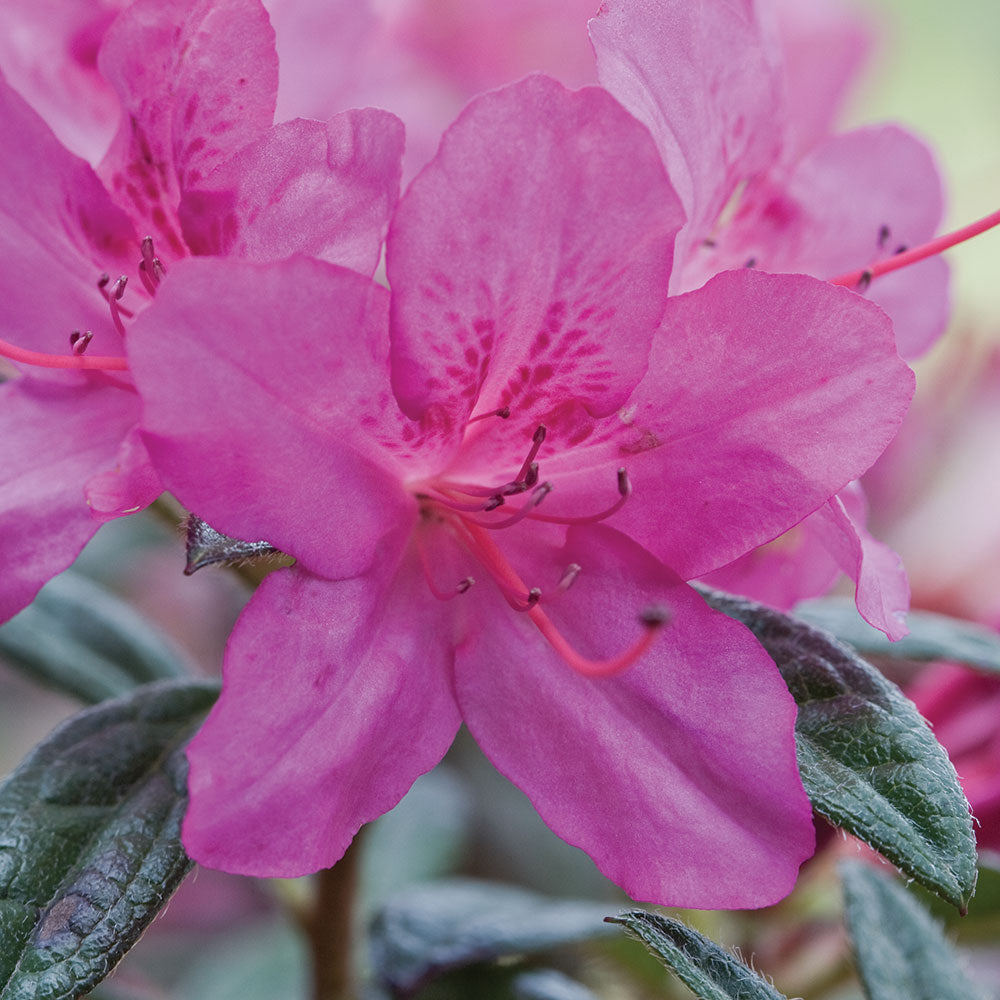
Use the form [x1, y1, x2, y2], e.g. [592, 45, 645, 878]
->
[369, 879, 617, 996]
[840, 861, 988, 1000]
[700, 588, 978, 912]
[796, 596, 1000, 675]
[512, 969, 601, 1000]
[607, 910, 787, 1000]
[0, 572, 194, 704]
[0, 680, 218, 1000]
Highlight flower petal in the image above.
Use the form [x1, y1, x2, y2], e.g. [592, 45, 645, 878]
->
[84, 425, 163, 521]
[722, 125, 948, 358]
[97, 0, 278, 256]
[183, 555, 462, 877]
[127, 256, 414, 579]
[591, 0, 784, 270]
[546, 269, 913, 580]
[0, 376, 139, 621]
[454, 524, 813, 908]
[387, 73, 682, 426]
[178, 111, 404, 275]
[0, 74, 136, 358]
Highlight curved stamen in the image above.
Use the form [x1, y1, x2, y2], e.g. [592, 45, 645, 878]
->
[0, 337, 128, 371]
[527, 468, 631, 526]
[831, 207, 1000, 288]
[108, 275, 128, 337]
[98, 273, 135, 318]
[415, 527, 476, 601]
[466, 482, 553, 530]
[69, 331, 93, 356]
[514, 424, 546, 484]
[467, 405, 511, 424]
[419, 489, 504, 513]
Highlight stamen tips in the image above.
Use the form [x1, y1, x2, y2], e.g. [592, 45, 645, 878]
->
[533, 424, 547, 444]
[496, 405, 511, 419]
[856, 269, 873, 292]
[484, 494, 505, 511]
[524, 462, 539, 488]
[617, 467, 631, 498]
[456, 577, 475, 594]
[69, 330, 93, 355]
[558, 563, 582, 591]
[527, 587, 541, 607]
[639, 604, 671, 629]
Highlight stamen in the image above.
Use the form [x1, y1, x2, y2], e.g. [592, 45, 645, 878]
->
[108, 275, 128, 337]
[744, 256, 757, 268]
[69, 331, 93, 355]
[467, 405, 511, 424]
[513, 425, 546, 484]
[469, 482, 552, 530]
[97, 272, 134, 317]
[877, 223, 890, 249]
[856, 270, 872, 293]
[558, 563, 582, 591]
[527, 468, 631, 526]
[415, 528, 477, 601]
[831, 207, 1000, 288]
[528, 602, 669, 678]
[0, 338, 128, 371]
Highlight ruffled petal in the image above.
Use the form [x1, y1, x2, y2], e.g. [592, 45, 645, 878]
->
[183, 553, 462, 876]
[387, 73, 682, 426]
[454, 524, 813, 908]
[97, 0, 278, 255]
[178, 110, 404, 275]
[0, 376, 138, 621]
[127, 256, 415, 579]
[545, 269, 913, 580]
[591, 0, 784, 270]
[807, 486, 910, 640]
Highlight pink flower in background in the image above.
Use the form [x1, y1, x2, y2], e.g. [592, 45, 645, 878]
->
[126, 75, 914, 906]
[590, 0, 949, 637]
[0, 0, 404, 622]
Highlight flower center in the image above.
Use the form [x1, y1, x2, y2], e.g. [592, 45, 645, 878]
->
[413, 419, 668, 677]
[0, 236, 169, 373]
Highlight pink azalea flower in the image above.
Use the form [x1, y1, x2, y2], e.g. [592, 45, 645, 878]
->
[590, 0, 949, 638]
[0, 0, 404, 622]
[125, 76, 914, 906]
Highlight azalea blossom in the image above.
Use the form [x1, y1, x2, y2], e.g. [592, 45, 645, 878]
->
[123, 76, 914, 906]
[0, 0, 403, 622]
[589, 0, 950, 638]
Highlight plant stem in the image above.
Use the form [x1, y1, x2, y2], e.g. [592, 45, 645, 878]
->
[304, 833, 365, 1000]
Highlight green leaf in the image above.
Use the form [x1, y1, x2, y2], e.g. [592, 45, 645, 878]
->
[369, 879, 617, 996]
[0, 572, 194, 704]
[700, 588, 978, 912]
[511, 969, 601, 1000]
[840, 861, 988, 1000]
[0, 679, 218, 1000]
[606, 910, 787, 1000]
[796, 596, 1000, 674]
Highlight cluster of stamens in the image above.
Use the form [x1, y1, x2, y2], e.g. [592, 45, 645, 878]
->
[415, 419, 669, 677]
[0, 236, 168, 373]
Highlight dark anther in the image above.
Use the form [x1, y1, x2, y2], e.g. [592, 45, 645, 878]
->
[456, 577, 475, 594]
[893, 244, 908, 256]
[617, 468, 631, 498]
[484, 495, 505, 511]
[743, 256, 757, 268]
[527, 587, 542, 607]
[69, 331, 93, 355]
[524, 462, 540, 488]
[97, 273, 111, 290]
[878, 223, 891, 248]
[112, 275, 128, 299]
[702, 237, 718, 248]
[533, 424, 547, 445]
[856, 270, 873, 292]
[496, 406, 511, 419]
[639, 605, 672, 628]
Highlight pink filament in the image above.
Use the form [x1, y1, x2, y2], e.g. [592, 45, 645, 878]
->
[0, 338, 128, 371]
[831, 207, 1000, 288]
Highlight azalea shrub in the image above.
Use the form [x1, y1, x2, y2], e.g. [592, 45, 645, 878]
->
[0, 0, 998, 998]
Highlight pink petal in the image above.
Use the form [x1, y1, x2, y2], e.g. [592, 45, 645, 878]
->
[84, 425, 162, 522]
[454, 524, 813, 908]
[0, 376, 139, 621]
[127, 256, 415, 580]
[772, 0, 872, 157]
[0, 0, 127, 163]
[387, 74, 682, 425]
[591, 0, 784, 270]
[179, 111, 404, 275]
[549, 269, 913, 581]
[97, 0, 278, 257]
[183, 557, 462, 876]
[0, 75, 137, 359]
[722, 125, 948, 358]
[808, 487, 910, 640]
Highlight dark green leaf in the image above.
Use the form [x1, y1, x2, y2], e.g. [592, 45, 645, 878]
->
[369, 879, 616, 996]
[0, 572, 194, 704]
[840, 861, 988, 1000]
[606, 910, 787, 1000]
[0, 679, 218, 1000]
[700, 588, 978, 911]
[796, 597, 1000, 674]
